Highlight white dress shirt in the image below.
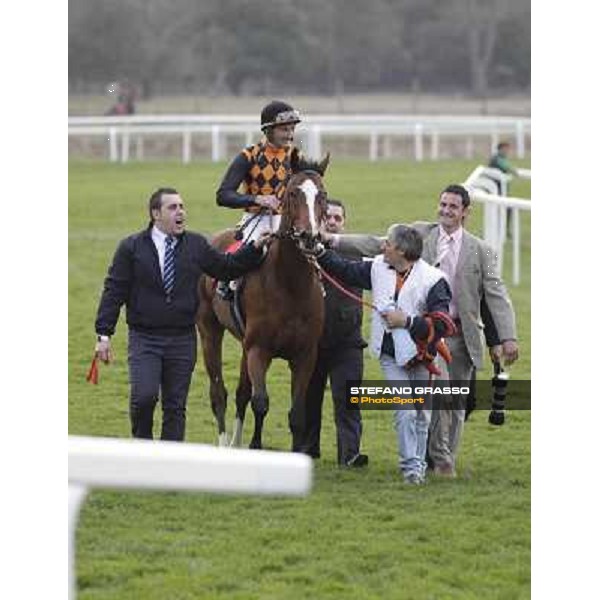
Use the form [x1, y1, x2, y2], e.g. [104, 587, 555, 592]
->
[151, 226, 177, 277]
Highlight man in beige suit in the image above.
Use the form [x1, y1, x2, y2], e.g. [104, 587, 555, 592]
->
[324, 184, 518, 476]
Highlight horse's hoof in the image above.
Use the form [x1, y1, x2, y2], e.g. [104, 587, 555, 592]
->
[249, 441, 262, 450]
[218, 432, 229, 447]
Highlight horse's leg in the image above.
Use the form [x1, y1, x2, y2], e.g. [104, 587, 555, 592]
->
[246, 346, 272, 450]
[230, 351, 252, 447]
[288, 348, 319, 453]
[196, 303, 229, 446]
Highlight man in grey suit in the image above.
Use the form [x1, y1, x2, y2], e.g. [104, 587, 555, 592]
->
[323, 184, 519, 476]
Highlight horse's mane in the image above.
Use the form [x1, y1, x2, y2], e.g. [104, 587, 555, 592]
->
[290, 147, 330, 176]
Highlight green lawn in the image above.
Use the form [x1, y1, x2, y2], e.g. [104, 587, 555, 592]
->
[70, 159, 530, 599]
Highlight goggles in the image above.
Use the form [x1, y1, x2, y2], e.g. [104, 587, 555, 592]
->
[262, 110, 302, 129]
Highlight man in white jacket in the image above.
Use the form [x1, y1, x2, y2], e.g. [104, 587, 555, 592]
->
[316, 224, 454, 484]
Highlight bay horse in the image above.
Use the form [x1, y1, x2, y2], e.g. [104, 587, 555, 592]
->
[196, 150, 330, 450]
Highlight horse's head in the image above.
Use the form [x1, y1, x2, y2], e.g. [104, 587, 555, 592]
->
[278, 149, 330, 252]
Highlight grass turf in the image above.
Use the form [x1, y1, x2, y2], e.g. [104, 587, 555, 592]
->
[70, 158, 530, 599]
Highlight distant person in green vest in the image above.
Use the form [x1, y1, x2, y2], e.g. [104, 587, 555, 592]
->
[489, 141, 519, 178]
[489, 141, 519, 237]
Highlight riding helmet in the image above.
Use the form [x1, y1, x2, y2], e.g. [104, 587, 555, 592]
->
[260, 100, 301, 131]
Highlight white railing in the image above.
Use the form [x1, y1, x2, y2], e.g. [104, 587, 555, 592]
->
[463, 166, 531, 285]
[68, 114, 530, 163]
[68, 436, 312, 599]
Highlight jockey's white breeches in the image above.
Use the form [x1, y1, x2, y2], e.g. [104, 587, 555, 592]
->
[238, 211, 281, 243]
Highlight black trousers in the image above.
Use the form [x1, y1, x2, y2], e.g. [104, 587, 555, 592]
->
[303, 345, 363, 464]
[128, 329, 197, 441]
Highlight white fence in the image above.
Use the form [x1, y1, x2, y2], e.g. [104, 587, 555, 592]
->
[68, 114, 530, 163]
[463, 166, 531, 285]
[68, 436, 312, 599]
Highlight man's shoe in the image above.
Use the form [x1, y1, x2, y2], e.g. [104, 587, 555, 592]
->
[344, 453, 369, 468]
[404, 473, 423, 485]
[433, 463, 456, 478]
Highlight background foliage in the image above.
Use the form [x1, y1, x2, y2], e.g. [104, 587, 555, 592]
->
[69, 0, 530, 99]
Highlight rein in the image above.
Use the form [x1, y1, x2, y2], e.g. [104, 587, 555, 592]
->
[313, 261, 380, 313]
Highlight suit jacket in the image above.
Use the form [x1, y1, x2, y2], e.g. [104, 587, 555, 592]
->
[335, 222, 516, 369]
[95, 227, 263, 337]
[320, 243, 367, 350]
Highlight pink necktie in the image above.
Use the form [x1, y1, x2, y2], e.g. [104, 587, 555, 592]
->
[438, 236, 454, 275]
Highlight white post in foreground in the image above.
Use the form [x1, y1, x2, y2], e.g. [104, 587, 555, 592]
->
[68, 436, 313, 600]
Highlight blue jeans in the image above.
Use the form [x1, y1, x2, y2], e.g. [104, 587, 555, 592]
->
[380, 354, 431, 480]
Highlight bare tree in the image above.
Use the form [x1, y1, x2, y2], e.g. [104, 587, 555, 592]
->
[442, 0, 515, 107]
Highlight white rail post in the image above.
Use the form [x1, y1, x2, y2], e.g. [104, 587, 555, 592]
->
[383, 135, 391, 159]
[245, 129, 253, 147]
[182, 128, 192, 164]
[512, 208, 520, 285]
[483, 202, 498, 249]
[465, 136, 474, 159]
[108, 127, 118, 162]
[120, 128, 130, 163]
[306, 125, 321, 159]
[516, 120, 525, 159]
[135, 136, 144, 161]
[431, 130, 439, 160]
[369, 132, 378, 162]
[69, 484, 88, 600]
[307, 125, 322, 159]
[414, 123, 423, 162]
[490, 130, 499, 155]
[211, 125, 221, 162]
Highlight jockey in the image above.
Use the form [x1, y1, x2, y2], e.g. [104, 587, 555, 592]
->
[216, 99, 302, 242]
[215, 100, 302, 298]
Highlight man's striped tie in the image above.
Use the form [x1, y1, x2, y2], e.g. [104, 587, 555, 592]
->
[164, 235, 176, 295]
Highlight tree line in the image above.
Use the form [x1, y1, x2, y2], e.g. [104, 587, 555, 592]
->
[69, 0, 530, 99]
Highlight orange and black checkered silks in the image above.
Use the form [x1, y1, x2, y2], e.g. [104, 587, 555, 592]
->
[241, 141, 297, 213]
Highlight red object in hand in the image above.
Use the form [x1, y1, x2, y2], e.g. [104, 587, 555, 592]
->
[86, 356, 99, 384]
[225, 240, 243, 254]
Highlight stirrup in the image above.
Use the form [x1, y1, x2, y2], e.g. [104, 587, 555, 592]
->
[216, 281, 234, 301]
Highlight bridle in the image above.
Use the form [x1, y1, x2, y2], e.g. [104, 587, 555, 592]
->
[272, 226, 323, 253]
[273, 169, 326, 253]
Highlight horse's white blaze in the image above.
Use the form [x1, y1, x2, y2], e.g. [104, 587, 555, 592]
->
[299, 179, 319, 235]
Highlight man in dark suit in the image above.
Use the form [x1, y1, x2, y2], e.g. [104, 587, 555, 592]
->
[93, 187, 269, 441]
[302, 199, 368, 467]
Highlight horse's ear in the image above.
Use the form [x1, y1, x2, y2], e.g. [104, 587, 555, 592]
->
[318, 152, 331, 176]
[290, 147, 300, 173]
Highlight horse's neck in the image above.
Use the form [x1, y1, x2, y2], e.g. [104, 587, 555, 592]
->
[272, 239, 313, 283]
